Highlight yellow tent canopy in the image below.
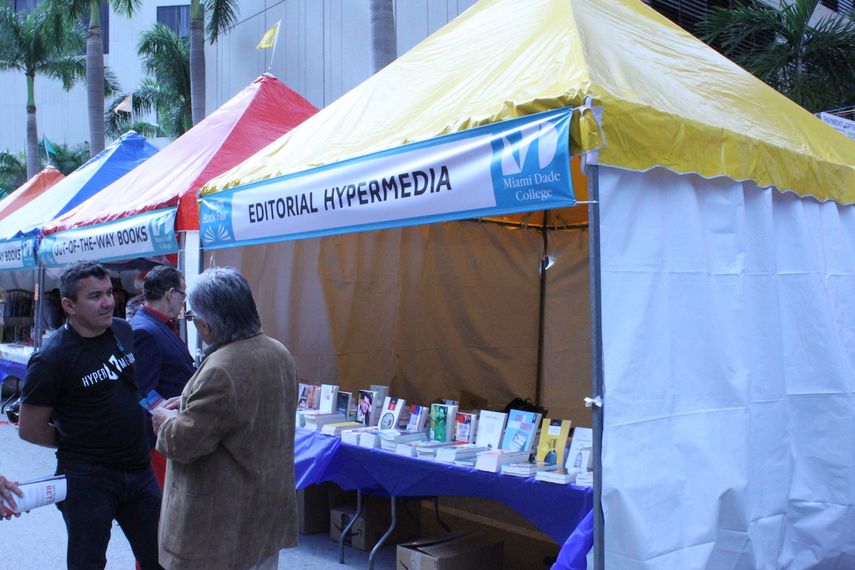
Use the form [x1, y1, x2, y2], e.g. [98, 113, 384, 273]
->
[202, 0, 855, 205]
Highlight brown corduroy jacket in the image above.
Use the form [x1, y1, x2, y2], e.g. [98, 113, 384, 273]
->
[156, 332, 298, 570]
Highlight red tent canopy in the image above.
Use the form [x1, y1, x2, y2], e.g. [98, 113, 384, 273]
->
[45, 74, 317, 234]
[0, 167, 65, 220]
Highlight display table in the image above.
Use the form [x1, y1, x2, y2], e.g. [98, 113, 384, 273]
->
[294, 428, 593, 568]
[0, 343, 30, 412]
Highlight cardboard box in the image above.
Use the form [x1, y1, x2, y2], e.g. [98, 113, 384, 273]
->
[396, 532, 503, 570]
[330, 496, 421, 551]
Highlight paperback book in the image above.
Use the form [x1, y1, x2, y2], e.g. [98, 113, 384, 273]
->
[535, 418, 573, 465]
[566, 427, 593, 473]
[501, 461, 562, 478]
[453, 411, 478, 444]
[429, 403, 458, 442]
[319, 384, 339, 413]
[474, 449, 530, 473]
[475, 410, 507, 450]
[321, 421, 363, 436]
[500, 409, 542, 453]
[406, 404, 430, 433]
[336, 391, 353, 421]
[356, 389, 380, 426]
[1, 474, 67, 515]
[378, 397, 407, 430]
[435, 443, 487, 463]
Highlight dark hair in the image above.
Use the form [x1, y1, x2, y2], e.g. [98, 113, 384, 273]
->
[143, 266, 184, 301]
[188, 267, 261, 345]
[60, 261, 109, 301]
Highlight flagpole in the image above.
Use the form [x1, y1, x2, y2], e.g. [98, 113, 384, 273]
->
[268, 21, 281, 72]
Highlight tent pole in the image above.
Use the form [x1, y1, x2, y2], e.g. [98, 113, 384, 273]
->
[535, 211, 549, 407]
[33, 265, 46, 350]
[587, 164, 605, 570]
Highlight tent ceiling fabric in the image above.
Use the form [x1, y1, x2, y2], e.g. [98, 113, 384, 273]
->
[44, 74, 318, 235]
[202, 0, 854, 205]
[0, 167, 65, 220]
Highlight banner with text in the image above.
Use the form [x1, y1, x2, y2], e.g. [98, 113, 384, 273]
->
[200, 108, 575, 250]
[39, 208, 179, 267]
[0, 237, 37, 272]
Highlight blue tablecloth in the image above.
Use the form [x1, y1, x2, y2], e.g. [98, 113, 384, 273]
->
[294, 428, 593, 559]
[0, 358, 26, 384]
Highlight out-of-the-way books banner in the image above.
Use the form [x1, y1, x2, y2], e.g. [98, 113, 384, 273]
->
[0, 237, 37, 272]
[39, 208, 178, 268]
[200, 107, 575, 250]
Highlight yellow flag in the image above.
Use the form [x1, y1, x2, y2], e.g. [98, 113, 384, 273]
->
[114, 94, 132, 114]
[257, 20, 281, 50]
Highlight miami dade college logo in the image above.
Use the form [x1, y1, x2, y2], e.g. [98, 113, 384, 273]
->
[500, 121, 560, 176]
[497, 117, 565, 202]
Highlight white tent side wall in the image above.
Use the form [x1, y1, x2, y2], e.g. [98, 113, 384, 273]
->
[600, 166, 855, 569]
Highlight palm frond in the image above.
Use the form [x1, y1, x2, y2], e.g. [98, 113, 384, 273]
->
[204, 0, 239, 43]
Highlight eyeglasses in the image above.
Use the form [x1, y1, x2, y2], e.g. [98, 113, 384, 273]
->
[183, 310, 195, 322]
[172, 288, 187, 298]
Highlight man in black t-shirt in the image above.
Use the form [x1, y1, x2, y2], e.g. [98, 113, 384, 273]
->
[19, 261, 162, 570]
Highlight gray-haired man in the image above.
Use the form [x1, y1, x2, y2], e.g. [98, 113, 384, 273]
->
[153, 267, 298, 570]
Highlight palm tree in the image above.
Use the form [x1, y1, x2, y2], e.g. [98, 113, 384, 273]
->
[369, 0, 397, 74]
[45, 141, 90, 175]
[63, 0, 141, 157]
[0, 3, 85, 178]
[105, 23, 191, 140]
[701, 0, 855, 113]
[189, 0, 238, 125]
[0, 150, 28, 198]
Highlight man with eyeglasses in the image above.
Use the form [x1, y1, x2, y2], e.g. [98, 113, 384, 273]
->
[130, 266, 195, 488]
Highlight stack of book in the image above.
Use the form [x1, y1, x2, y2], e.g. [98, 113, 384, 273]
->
[378, 429, 426, 452]
[575, 472, 594, 487]
[302, 411, 346, 431]
[358, 430, 383, 449]
[474, 449, 530, 472]
[501, 461, 562, 478]
[435, 443, 487, 464]
[340, 426, 379, 446]
[414, 440, 456, 459]
[535, 426, 593, 485]
[320, 421, 363, 436]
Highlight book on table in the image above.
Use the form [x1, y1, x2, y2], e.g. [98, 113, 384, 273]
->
[435, 443, 487, 463]
[453, 411, 478, 443]
[358, 429, 384, 449]
[500, 409, 542, 453]
[321, 421, 364, 436]
[336, 391, 353, 421]
[535, 418, 573, 466]
[535, 468, 578, 485]
[565, 427, 593, 474]
[406, 404, 430, 433]
[378, 428, 426, 451]
[474, 449, 530, 473]
[378, 397, 407, 430]
[501, 461, 562, 478]
[356, 389, 379, 426]
[575, 471, 594, 487]
[1, 474, 66, 516]
[340, 426, 380, 446]
[297, 383, 313, 410]
[414, 440, 456, 458]
[319, 384, 339, 413]
[429, 403, 458, 442]
[302, 411, 346, 431]
[475, 410, 508, 450]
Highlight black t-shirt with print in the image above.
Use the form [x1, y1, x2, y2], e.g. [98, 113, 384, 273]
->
[22, 318, 150, 471]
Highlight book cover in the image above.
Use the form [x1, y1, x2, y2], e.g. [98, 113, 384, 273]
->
[1, 474, 67, 515]
[535, 418, 573, 465]
[297, 383, 311, 410]
[336, 391, 353, 420]
[356, 390, 377, 426]
[429, 403, 458, 442]
[475, 410, 508, 450]
[306, 385, 321, 409]
[406, 404, 429, 433]
[319, 384, 339, 413]
[565, 427, 593, 473]
[500, 409, 542, 453]
[378, 396, 407, 430]
[453, 411, 478, 443]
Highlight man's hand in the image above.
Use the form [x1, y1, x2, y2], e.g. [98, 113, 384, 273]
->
[152, 406, 179, 434]
[0, 475, 23, 520]
[162, 396, 181, 410]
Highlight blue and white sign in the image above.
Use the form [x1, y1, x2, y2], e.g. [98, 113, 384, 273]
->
[0, 237, 37, 272]
[39, 208, 178, 267]
[200, 107, 575, 250]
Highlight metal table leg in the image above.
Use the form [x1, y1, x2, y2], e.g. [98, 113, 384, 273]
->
[338, 489, 364, 564]
[368, 496, 398, 570]
[431, 497, 451, 532]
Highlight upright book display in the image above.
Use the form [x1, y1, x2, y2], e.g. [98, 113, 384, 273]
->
[475, 410, 508, 450]
[319, 384, 339, 413]
[535, 418, 573, 465]
[429, 403, 458, 442]
[500, 409, 542, 453]
[378, 397, 407, 429]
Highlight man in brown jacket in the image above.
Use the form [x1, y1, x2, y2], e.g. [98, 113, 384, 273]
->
[153, 267, 298, 570]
